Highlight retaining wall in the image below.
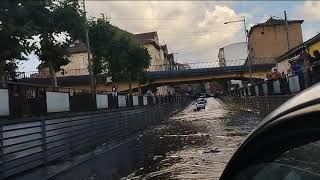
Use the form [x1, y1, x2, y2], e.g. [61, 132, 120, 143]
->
[0, 100, 189, 179]
[221, 95, 293, 117]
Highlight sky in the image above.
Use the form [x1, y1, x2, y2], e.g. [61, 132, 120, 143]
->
[20, 1, 320, 72]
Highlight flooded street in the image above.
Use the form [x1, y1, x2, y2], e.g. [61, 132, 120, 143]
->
[124, 97, 261, 179]
[52, 97, 261, 180]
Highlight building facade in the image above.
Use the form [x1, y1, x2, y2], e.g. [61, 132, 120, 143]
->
[276, 33, 320, 74]
[135, 31, 175, 95]
[248, 17, 304, 65]
[218, 42, 247, 67]
[135, 32, 163, 71]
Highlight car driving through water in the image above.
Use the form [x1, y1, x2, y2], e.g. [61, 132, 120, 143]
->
[195, 100, 206, 110]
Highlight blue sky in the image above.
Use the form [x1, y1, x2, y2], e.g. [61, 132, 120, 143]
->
[20, 1, 320, 72]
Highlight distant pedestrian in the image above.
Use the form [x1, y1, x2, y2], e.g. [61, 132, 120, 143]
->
[291, 61, 302, 75]
[146, 89, 152, 96]
[272, 69, 282, 80]
[311, 50, 320, 84]
[312, 50, 320, 64]
[112, 85, 117, 96]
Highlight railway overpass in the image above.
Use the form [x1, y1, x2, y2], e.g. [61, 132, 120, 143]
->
[147, 63, 272, 86]
[17, 63, 274, 92]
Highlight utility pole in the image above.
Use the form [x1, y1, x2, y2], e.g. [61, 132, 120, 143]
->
[137, 72, 142, 95]
[243, 18, 252, 84]
[82, 0, 96, 100]
[284, 11, 290, 50]
[224, 17, 252, 84]
[128, 72, 132, 106]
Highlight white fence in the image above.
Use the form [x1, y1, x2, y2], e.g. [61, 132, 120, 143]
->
[273, 80, 281, 94]
[289, 76, 301, 93]
[143, 96, 148, 105]
[133, 96, 139, 106]
[118, 95, 127, 108]
[0, 89, 9, 115]
[46, 92, 70, 113]
[96, 94, 108, 109]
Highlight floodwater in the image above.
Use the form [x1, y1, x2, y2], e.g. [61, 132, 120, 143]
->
[123, 98, 261, 180]
[51, 98, 261, 180]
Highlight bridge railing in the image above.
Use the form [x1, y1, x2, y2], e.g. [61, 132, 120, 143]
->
[0, 81, 187, 120]
[146, 60, 246, 72]
[228, 64, 320, 97]
[11, 60, 247, 80]
[14, 69, 90, 79]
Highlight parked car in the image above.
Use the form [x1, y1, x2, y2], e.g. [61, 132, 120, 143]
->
[219, 84, 320, 180]
[196, 101, 206, 110]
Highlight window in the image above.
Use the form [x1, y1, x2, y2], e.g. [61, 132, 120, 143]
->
[233, 140, 320, 180]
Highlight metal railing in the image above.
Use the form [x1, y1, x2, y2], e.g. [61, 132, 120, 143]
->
[0, 100, 188, 179]
[222, 95, 293, 117]
[15, 69, 90, 79]
[146, 60, 246, 72]
[228, 64, 320, 97]
[0, 81, 187, 120]
[14, 60, 248, 80]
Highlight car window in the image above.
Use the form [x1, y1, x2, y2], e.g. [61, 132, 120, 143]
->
[232, 140, 320, 180]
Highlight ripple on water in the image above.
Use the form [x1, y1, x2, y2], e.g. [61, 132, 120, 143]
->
[124, 98, 262, 180]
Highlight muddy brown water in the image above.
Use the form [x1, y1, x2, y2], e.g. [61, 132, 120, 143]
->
[50, 98, 261, 180]
[123, 98, 262, 180]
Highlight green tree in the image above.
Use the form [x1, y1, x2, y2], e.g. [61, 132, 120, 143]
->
[0, 0, 84, 86]
[0, 0, 40, 81]
[88, 18, 115, 75]
[88, 17, 151, 93]
[34, 0, 85, 86]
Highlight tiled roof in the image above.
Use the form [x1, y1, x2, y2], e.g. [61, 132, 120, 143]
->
[135, 31, 160, 49]
[260, 17, 303, 26]
[68, 42, 87, 54]
[135, 31, 157, 41]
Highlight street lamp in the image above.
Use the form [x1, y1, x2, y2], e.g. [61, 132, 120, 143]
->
[224, 17, 252, 83]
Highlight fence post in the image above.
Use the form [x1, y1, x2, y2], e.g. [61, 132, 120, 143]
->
[40, 118, 48, 168]
[125, 111, 128, 138]
[0, 124, 3, 179]
[266, 96, 271, 113]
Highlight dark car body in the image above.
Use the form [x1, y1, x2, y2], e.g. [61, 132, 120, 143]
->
[220, 83, 320, 180]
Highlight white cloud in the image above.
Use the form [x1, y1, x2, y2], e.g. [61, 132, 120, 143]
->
[85, 1, 246, 63]
[296, 1, 320, 41]
[298, 1, 320, 21]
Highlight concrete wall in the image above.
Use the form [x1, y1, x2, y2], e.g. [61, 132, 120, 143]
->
[222, 95, 293, 117]
[249, 22, 303, 64]
[0, 101, 188, 179]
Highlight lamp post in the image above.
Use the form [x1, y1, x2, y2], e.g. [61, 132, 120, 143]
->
[224, 18, 252, 83]
[82, 0, 96, 100]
